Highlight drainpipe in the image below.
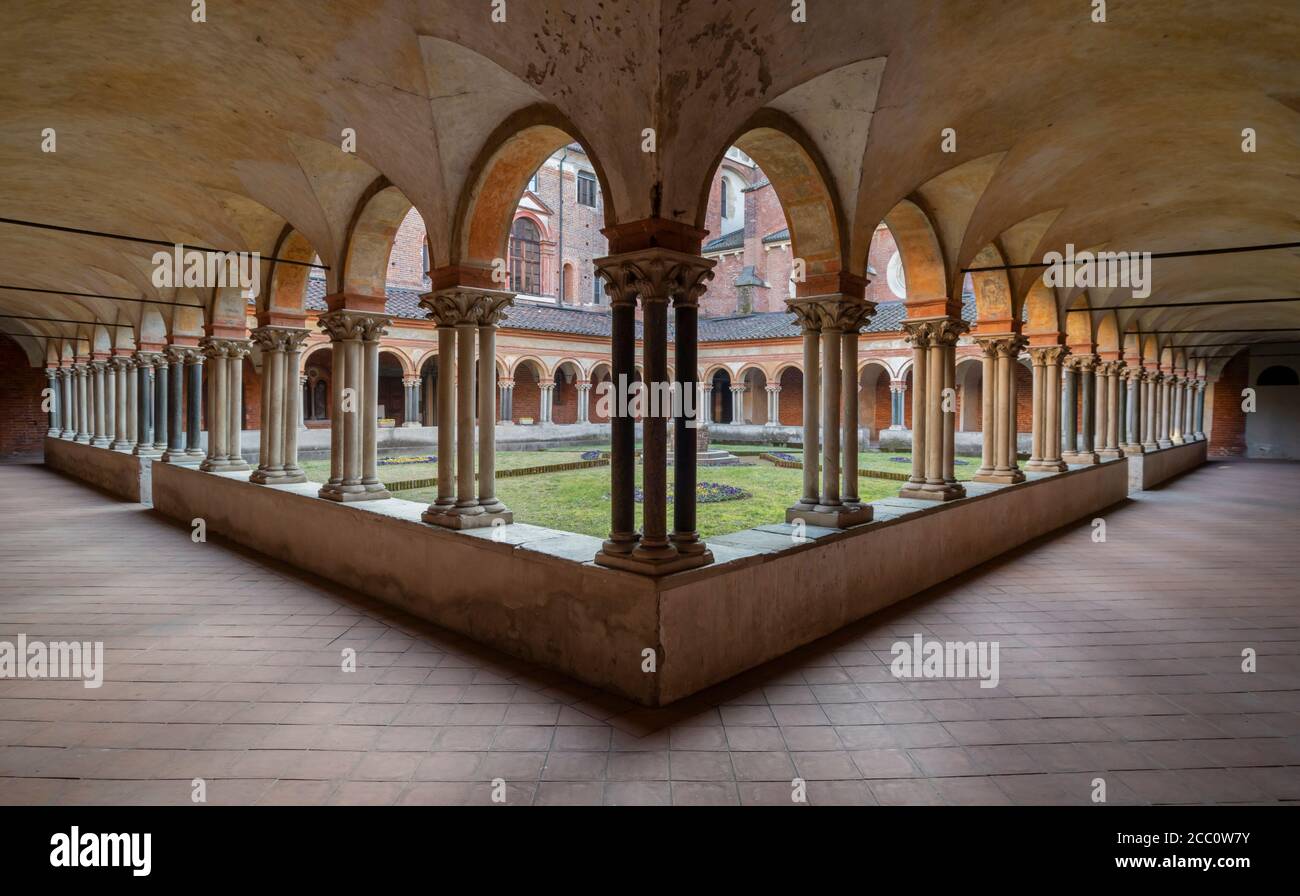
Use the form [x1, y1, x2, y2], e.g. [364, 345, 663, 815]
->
[557, 147, 568, 305]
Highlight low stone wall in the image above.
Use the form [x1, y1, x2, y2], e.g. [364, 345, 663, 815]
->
[878, 428, 1032, 455]
[1127, 439, 1207, 492]
[44, 436, 152, 504]
[149, 455, 1129, 706]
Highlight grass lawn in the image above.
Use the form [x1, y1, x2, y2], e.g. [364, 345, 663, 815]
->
[400, 462, 900, 539]
[299, 450, 597, 484]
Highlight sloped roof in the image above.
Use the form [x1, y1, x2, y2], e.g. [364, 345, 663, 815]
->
[702, 228, 743, 253]
[305, 277, 976, 343]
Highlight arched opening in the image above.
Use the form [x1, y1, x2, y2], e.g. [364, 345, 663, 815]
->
[509, 217, 543, 296]
[589, 363, 611, 423]
[858, 363, 891, 442]
[777, 366, 802, 426]
[552, 361, 581, 424]
[418, 353, 441, 427]
[303, 345, 334, 426]
[512, 360, 542, 424]
[1257, 365, 1299, 386]
[710, 369, 734, 423]
[955, 357, 982, 433]
[741, 367, 768, 424]
[377, 350, 406, 426]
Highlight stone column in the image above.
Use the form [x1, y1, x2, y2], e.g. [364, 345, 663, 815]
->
[577, 382, 591, 424]
[941, 337, 962, 492]
[1194, 380, 1207, 440]
[700, 385, 713, 424]
[152, 354, 169, 452]
[1164, 374, 1175, 447]
[316, 312, 384, 500]
[1064, 356, 1099, 464]
[888, 380, 907, 429]
[44, 368, 60, 437]
[787, 296, 873, 525]
[1026, 346, 1068, 472]
[251, 328, 287, 483]
[595, 262, 638, 563]
[1121, 367, 1138, 453]
[1092, 362, 1106, 454]
[841, 324, 863, 504]
[58, 369, 74, 438]
[134, 355, 160, 456]
[900, 318, 967, 500]
[108, 358, 131, 450]
[162, 349, 185, 460]
[185, 352, 204, 460]
[973, 335, 1026, 484]
[499, 378, 514, 423]
[90, 361, 108, 447]
[1100, 362, 1123, 459]
[124, 359, 137, 448]
[975, 340, 998, 477]
[594, 249, 714, 574]
[764, 384, 779, 425]
[900, 323, 929, 495]
[671, 262, 713, 562]
[1060, 360, 1077, 460]
[281, 336, 307, 481]
[400, 375, 419, 427]
[476, 305, 507, 515]
[198, 343, 225, 469]
[224, 342, 251, 470]
[359, 319, 388, 496]
[299, 375, 309, 429]
[103, 361, 116, 447]
[1184, 378, 1196, 442]
[419, 289, 512, 527]
[728, 384, 744, 424]
[72, 363, 90, 442]
[539, 383, 555, 424]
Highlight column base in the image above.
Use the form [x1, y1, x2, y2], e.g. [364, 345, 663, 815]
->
[59, 432, 75, 440]
[1193, 432, 1206, 441]
[1098, 448, 1124, 460]
[134, 446, 162, 457]
[422, 507, 512, 529]
[161, 450, 201, 465]
[223, 461, 252, 472]
[1023, 460, 1068, 473]
[74, 435, 91, 444]
[899, 483, 966, 502]
[400, 422, 421, 428]
[1157, 439, 1173, 449]
[670, 532, 710, 556]
[1121, 444, 1145, 456]
[594, 545, 713, 576]
[972, 469, 1026, 484]
[250, 468, 292, 484]
[786, 503, 873, 529]
[1061, 451, 1100, 465]
[109, 439, 133, 451]
[319, 484, 390, 502]
[1171, 435, 1186, 445]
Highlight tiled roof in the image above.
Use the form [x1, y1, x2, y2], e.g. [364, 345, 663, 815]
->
[702, 228, 743, 253]
[305, 277, 976, 343]
[762, 227, 790, 244]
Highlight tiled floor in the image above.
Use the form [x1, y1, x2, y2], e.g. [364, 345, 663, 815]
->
[1, 459, 1297, 805]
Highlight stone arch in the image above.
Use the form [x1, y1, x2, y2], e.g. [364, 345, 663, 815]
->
[1021, 281, 1062, 342]
[739, 365, 768, 424]
[340, 179, 416, 300]
[883, 198, 949, 317]
[511, 357, 544, 424]
[454, 108, 615, 280]
[967, 243, 1016, 331]
[705, 110, 849, 296]
[302, 343, 334, 423]
[552, 359, 582, 425]
[589, 361, 612, 424]
[261, 227, 319, 321]
[858, 359, 892, 440]
[1095, 312, 1121, 354]
[709, 368, 734, 424]
[376, 348, 409, 425]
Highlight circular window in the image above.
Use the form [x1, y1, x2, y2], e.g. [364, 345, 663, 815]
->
[886, 251, 907, 299]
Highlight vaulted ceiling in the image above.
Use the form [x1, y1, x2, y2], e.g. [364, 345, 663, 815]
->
[1, 0, 1296, 372]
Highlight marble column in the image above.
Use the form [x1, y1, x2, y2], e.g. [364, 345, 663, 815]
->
[124, 359, 137, 449]
[401, 375, 421, 427]
[419, 289, 513, 527]
[225, 342, 250, 470]
[1194, 380, 1207, 440]
[1060, 360, 1077, 461]
[888, 380, 907, 429]
[841, 323, 864, 505]
[975, 340, 998, 478]
[1091, 362, 1106, 454]
[250, 327, 310, 483]
[200, 342, 227, 470]
[1184, 378, 1196, 442]
[1122, 367, 1142, 454]
[787, 296, 874, 526]
[103, 361, 116, 448]
[161, 348, 189, 462]
[765, 384, 781, 425]
[729, 384, 745, 424]
[700, 385, 713, 424]
[499, 378, 514, 423]
[109, 358, 132, 450]
[540, 383, 556, 424]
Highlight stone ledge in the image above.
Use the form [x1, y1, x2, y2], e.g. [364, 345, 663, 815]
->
[44, 436, 152, 505]
[146, 453, 1131, 706]
[1126, 439, 1207, 492]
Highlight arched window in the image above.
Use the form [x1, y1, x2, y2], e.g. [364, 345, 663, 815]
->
[721, 179, 731, 220]
[1257, 365, 1299, 386]
[509, 218, 541, 295]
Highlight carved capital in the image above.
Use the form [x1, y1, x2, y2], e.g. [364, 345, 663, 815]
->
[418, 288, 513, 327]
[975, 334, 1027, 359]
[594, 249, 716, 309]
[1028, 345, 1068, 367]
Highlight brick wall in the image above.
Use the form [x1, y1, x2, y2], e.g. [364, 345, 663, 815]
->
[1209, 353, 1248, 456]
[513, 363, 541, 423]
[0, 336, 47, 456]
[1016, 362, 1033, 432]
[778, 368, 802, 426]
[242, 358, 261, 431]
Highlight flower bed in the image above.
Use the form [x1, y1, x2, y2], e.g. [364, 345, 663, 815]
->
[378, 454, 437, 466]
[624, 481, 752, 504]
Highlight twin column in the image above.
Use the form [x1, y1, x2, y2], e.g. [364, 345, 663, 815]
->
[250, 327, 309, 484]
[899, 317, 967, 501]
[418, 289, 514, 527]
[972, 334, 1027, 484]
[316, 312, 389, 502]
[785, 295, 876, 526]
[1023, 345, 1069, 473]
[592, 249, 716, 574]
[198, 338, 251, 472]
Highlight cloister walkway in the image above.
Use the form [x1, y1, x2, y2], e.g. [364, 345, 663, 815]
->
[0, 460, 1297, 806]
